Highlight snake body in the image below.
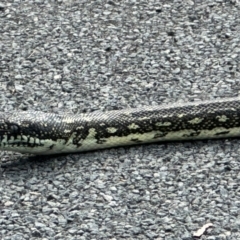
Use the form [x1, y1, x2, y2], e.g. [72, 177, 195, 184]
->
[1, 97, 240, 155]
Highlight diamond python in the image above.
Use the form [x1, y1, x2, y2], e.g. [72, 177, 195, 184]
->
[0, 97, 240, 155]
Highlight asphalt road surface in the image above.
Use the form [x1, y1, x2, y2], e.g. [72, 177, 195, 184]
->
[0, 0, 240, 239]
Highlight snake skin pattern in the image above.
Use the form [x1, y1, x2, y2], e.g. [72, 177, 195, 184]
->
[0, 97, 240, 155]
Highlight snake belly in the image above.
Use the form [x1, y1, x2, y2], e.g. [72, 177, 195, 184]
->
[1, 97, 240, 155]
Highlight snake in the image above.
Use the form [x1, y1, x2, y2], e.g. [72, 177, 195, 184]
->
[0, 97, 240, 155]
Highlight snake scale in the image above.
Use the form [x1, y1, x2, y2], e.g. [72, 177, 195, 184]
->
[0, 97, 240, 155]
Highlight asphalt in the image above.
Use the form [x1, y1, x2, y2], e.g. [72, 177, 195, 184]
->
[0, 0, 240, 239]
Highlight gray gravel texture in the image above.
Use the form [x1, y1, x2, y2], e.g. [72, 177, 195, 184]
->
[0, 0, 240, 239]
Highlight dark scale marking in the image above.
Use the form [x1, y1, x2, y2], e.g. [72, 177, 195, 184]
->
[10, 124, 19, 134]
[131, 138, 142, 143]
[182, 131, 201, 138]
[7, 134, 12, 141]
[215, 131, 230, 136]
[76, 143, 82, 148]
[49, 144, 55, 150]
[131, 138, 139, 142]
[97, 139, 107, 144]
[153, 132, 168, 139]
